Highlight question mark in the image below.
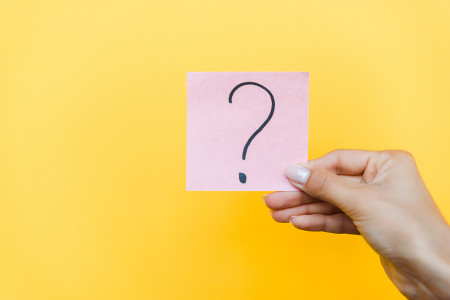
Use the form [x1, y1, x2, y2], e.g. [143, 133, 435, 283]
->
[228, 82, 275, 184]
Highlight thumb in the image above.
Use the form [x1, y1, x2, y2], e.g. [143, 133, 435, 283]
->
[285, 163, 357, 209]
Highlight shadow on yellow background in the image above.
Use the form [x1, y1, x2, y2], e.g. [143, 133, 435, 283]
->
[1, 1, 449, 299]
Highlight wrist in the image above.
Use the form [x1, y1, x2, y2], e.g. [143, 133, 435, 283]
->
[406, 222, 450, 299]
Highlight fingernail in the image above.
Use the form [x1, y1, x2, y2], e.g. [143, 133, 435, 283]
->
[289, 216, 295, 224]
[285, 163, 310, 185]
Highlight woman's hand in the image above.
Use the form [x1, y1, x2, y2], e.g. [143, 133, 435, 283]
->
[263, 150, 450, 299]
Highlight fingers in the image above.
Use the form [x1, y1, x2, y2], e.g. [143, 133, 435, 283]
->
[270, 201, 341, 223]
[263, 191, 318, 210]
[309, 149, 376, 176]
[285, 163, 359, 209]
[264, 174, 362, 211]
[290, 213, 360, 234]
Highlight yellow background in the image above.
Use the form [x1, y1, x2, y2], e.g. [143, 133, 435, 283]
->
[1, 1, 449, 299]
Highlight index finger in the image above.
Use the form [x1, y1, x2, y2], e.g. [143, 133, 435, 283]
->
[308, 149, 376, 176]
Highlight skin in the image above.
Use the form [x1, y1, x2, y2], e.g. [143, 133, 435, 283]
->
[263, 150, 450, 299]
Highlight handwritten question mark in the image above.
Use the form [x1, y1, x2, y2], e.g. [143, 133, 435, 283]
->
[228, 82, 276, 184]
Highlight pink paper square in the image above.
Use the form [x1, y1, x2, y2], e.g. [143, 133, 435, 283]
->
[187, 72, 309, 191]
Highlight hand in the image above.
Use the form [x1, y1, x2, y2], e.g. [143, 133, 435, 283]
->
[263, 150, 450, 299]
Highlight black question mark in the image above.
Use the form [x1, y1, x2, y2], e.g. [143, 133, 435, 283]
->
[228, 82, 275, 184]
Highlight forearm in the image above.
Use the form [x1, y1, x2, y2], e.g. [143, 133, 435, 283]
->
[394, 222, 450, 299]
[411, 223, 450, 299]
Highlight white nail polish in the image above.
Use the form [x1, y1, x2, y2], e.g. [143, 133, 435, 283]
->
[285, 164, 310, 185]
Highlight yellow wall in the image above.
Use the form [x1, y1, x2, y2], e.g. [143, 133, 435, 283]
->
[1, 1, 449, 299]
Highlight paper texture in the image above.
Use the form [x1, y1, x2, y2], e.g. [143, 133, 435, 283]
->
[187, 72, 309, 191]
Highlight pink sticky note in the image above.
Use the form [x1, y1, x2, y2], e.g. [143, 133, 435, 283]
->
[187, 72, 309, 191]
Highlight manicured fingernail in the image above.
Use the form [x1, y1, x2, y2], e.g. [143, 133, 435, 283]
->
[285, 164, 310, 185]
[262, 194, 267, 204]
[289, 216, 295, 224]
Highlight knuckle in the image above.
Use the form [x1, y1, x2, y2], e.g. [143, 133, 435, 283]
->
[382, 150, 414, 162]
[379, 150, 396, 160]
[339, 215, 347, 234]
[303, 204, 311, 215]
[308, 170, 329, 198]
[398, 150, 415, 162]
[321, 215, 329, 232]
[329, 149, 346, 155]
